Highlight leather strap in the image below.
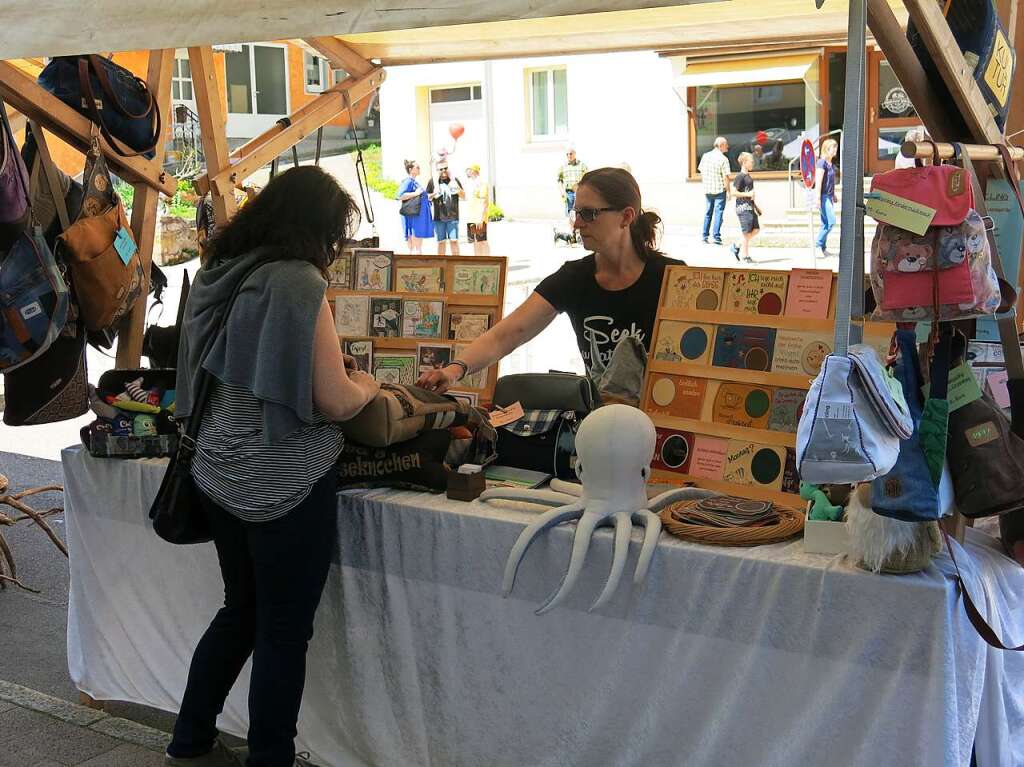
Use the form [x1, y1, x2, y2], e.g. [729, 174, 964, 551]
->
[958, 147, 1024, 381]
[28, 121, 70, 232]
[77, 57, 161, 158]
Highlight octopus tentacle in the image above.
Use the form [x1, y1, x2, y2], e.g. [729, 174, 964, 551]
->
[480, 488, 578, 508]
[589, 511, 633, 612]
[502, 502, 584, 597]
[646, 486, 717, 513]
[535, 511, 602, 615]
[549, 478, 583, 497]
[632, 509, 663, 584]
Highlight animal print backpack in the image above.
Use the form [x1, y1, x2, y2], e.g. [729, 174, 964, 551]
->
[868, 163, 1001, 322]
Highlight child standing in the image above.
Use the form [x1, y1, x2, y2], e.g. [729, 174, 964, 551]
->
[730, 152, 762, 263]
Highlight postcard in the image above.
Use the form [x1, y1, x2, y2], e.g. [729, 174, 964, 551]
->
[664, 267, 725, 311]
[334, 295, 370, 337]
[448, 312, 491, 341]
[327, 251, 354, 289]
[417, 343, 453, 373]
[710, 382, 773, 429]
[722, 441, 785, 490]
[644, 373, 707, 420]
[767, 388, 805, 433]
[452, 263, 500, 295]
[354, 250, 394, 291]
[402, 300, 444, 338]
[343, 339, 373, 373]
[369, 297, 402, 337]
[722, 271, 788, 315]
[454, 343, 488, 389]
[395, 266, 443, 293]
[784, 268, 832, 318]
[652, 428, 694, 474]
[653, 321, 715, 366]
[711, 325, 777, 371]
[373, 353, 416, 385]
[770, 331, 832, 376]
[447, 390, 479, 408]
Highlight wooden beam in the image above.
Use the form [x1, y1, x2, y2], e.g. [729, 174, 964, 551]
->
[188, 46, 236, 226]
[901, 139, 1024, 161]
[303, 37, 375, 77]
[867, 0, 953, 141]
[903, 0, 1004, 143]
[198, 67, 385, 198]
[116, 49, 174, 370]
[0, 62, 175, 196]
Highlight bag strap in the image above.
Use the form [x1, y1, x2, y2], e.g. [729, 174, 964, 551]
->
[86, 55, 155, 120]
[170, 271, 191, 366]
[28, 121, 70, 232]
[958, 147, 1024, 381]
[343, 91, 376, 232]
[941, 528, 1024, 650]
[77, 57, 161, 158]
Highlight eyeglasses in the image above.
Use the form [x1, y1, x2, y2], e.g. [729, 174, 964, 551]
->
[569, 207, 621, 224]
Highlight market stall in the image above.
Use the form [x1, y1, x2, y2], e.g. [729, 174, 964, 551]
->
[61, 445, 1024, 767]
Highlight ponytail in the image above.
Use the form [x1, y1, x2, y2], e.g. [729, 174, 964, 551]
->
[630, 210, 662, 260]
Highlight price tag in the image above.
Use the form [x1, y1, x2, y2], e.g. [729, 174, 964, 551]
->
[488, 401, 525, 427]
[819, 401, 854, 421]
[114, 226, 137, 265]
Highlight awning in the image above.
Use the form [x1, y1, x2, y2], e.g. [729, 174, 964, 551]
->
[675, 53, 819, 90]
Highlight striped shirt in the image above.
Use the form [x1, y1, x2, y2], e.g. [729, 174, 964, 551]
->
[698, 149, 731, 195]
[191, 379, 344, 522]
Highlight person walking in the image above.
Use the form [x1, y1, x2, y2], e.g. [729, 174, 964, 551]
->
[166, 166, 380, 767]
[557, 146, 588, 242]
[396, 159, 433, 255]
[698, 136, 731, 245]
[730, 152, 762, 263]
[463, 163, 490, 256]
[814, 138, 839, 258]
[425, 159, 464, 256]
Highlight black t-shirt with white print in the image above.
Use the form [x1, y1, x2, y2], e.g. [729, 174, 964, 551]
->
[534, 252, 683, 373]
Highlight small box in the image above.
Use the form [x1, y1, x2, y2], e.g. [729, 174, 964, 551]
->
[446, 467, 485, 501]
[802, 501, 850, 555]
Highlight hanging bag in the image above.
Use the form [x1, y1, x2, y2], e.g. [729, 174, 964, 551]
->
[0, 96, 30, 244]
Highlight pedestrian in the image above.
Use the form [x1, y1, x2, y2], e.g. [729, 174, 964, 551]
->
[814, 138, 839, 258]
[698, 136, 730, 245]
[463, 163, 490, 256]
[426, 158, 464, 256]
[557, 146, 588, 240]
[730, 152, 762, 263]
[166, 166, 380, 767]
[894, 127, 925, 169]
[396, 159, 433, 255]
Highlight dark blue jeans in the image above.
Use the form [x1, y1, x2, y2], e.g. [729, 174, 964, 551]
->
[703, 192, 726, 241]
[565, 189, 576, 217]
[167, 471, 338, 767]
[816, 196, 836, 250]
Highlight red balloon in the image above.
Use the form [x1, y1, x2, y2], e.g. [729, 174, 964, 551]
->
[449, 123, 465, 140]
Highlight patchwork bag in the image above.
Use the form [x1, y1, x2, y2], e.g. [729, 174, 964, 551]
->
[38, 55, 161, 158]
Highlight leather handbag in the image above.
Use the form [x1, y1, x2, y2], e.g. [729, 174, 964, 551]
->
[58, 138, 144, 332]
[399, 189, 422, 217]
[0, 95, 30, 245]
[38, 55, 161, 158]
[492, 372, 596, 479]
[149, 260, 271, 545]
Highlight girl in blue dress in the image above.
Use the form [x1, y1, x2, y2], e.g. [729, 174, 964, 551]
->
[396, 159, 433, 254]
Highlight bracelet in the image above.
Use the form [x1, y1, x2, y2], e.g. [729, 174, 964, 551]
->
[448, 360, 469, 381]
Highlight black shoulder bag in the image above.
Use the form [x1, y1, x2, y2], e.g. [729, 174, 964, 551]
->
[148, 260, 267, 544]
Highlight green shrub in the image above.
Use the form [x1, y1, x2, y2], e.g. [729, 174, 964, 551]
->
[487, 203, 504, 222]
[114, 180, 134, 210]
[350, 143, 399, 200]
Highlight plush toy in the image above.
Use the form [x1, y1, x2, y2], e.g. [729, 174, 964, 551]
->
[847, 484, 941, 574]
[133, 414, 158, 436]
[800, 481, 844, 522]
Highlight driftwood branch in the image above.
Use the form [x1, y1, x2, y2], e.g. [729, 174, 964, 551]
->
[0, 473, 66, 593]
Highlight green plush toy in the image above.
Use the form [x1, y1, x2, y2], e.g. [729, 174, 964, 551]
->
[800, 481, 844, 522]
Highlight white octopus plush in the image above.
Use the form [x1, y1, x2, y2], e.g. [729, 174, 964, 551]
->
[481, 405, 710, 614]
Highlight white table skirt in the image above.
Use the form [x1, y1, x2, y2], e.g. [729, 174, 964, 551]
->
[61, 446, 1023, 767]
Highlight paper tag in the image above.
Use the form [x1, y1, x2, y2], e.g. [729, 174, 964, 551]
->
[924, 363, 983, 412]
[985, 369, 1011, 409]
[865, 190, 937, 235]
[819, 401, 854, 421]
[114, 227, 137, 265]
[488, 401, 525, 427]
[966, 421, 999, 448]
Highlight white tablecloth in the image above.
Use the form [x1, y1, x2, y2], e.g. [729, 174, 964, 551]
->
[61, 446, 1023, 767]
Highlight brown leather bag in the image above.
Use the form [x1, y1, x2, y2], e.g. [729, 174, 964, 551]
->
[58, 137, 144, 331]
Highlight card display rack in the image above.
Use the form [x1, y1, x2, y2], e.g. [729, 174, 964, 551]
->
[327, 250, 507, 407]
[641, 266, 895, 506]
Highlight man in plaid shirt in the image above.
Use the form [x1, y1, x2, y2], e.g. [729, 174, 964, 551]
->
[557, 147, 588, 216]
[698, 136, 731, 245]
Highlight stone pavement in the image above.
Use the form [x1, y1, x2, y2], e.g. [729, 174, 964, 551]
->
[0, 680, 169, 767]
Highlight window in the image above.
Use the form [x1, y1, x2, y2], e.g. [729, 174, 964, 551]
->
[225, 46, 253, 114]
[171, 56, 193, 102]
[430, 86, 482, 104]
[304, 52, 328, 93]
[528, 68, 568, 139]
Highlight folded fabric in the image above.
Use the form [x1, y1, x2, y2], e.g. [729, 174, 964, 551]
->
[103, 394, 161, 414]
[89, 385, 119, 419]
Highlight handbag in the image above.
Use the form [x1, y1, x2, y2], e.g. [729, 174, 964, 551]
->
[38, 55, 162, 158]
[399, 189, 422, 217]
[0, 95, 30, 245]
[492, 372, 596, 479]
[58, 137, 145, 332]
[339, 382, 494, 448]
[148, 260, 269, 545]
[143, 271, 190, 369]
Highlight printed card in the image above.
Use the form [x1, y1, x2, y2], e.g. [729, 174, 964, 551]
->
[688, 435, 729, 480]
[343, 339, 372, 373]
[372, 353, 416, 385]
[653, 321, 715, 366]
[652, 428, 695, 475]
[402, 300, 444, 339]
[453, 263, 500, 295]
[447, 390, 479, 408]
[454, 344, 489, 390]
[784, 269, 833, 318]
[709, 382, 773, 429]
[395, 266, 443, 293]
[448, 312, 491, 341]
[334, 295, 370, 337]
[722, 441, 785, 490]
[328, 252, 354, 289]
[986, 369, 1011, 409]
[711, 325, 777, 371]
[663, 267, 725, 311]
[781, 448, 800, 494]
[771, 331, 832, 376]
[417, 343, 452, 373]
[645, 374, 707, 420]
[369, 297, 402, 337]
[722, 271, 788, 315]
[354, 250, 394, 291]
[767, 388, 805, 433]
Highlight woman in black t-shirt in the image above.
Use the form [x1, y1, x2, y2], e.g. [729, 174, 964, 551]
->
[417, 167, 683, 392]
[730, 151, 762, 263]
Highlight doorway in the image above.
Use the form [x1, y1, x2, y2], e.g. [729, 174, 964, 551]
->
[866, 50, 921, 174]
[223, 43, 290, 139]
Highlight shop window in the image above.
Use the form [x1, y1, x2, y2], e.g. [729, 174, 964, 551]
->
[528, 68, 568, 140]
[878, 61, 918, 120]
[305, 52, 327, 93]
[171, 56, 193, 102]
[430, 86, 482, 104]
